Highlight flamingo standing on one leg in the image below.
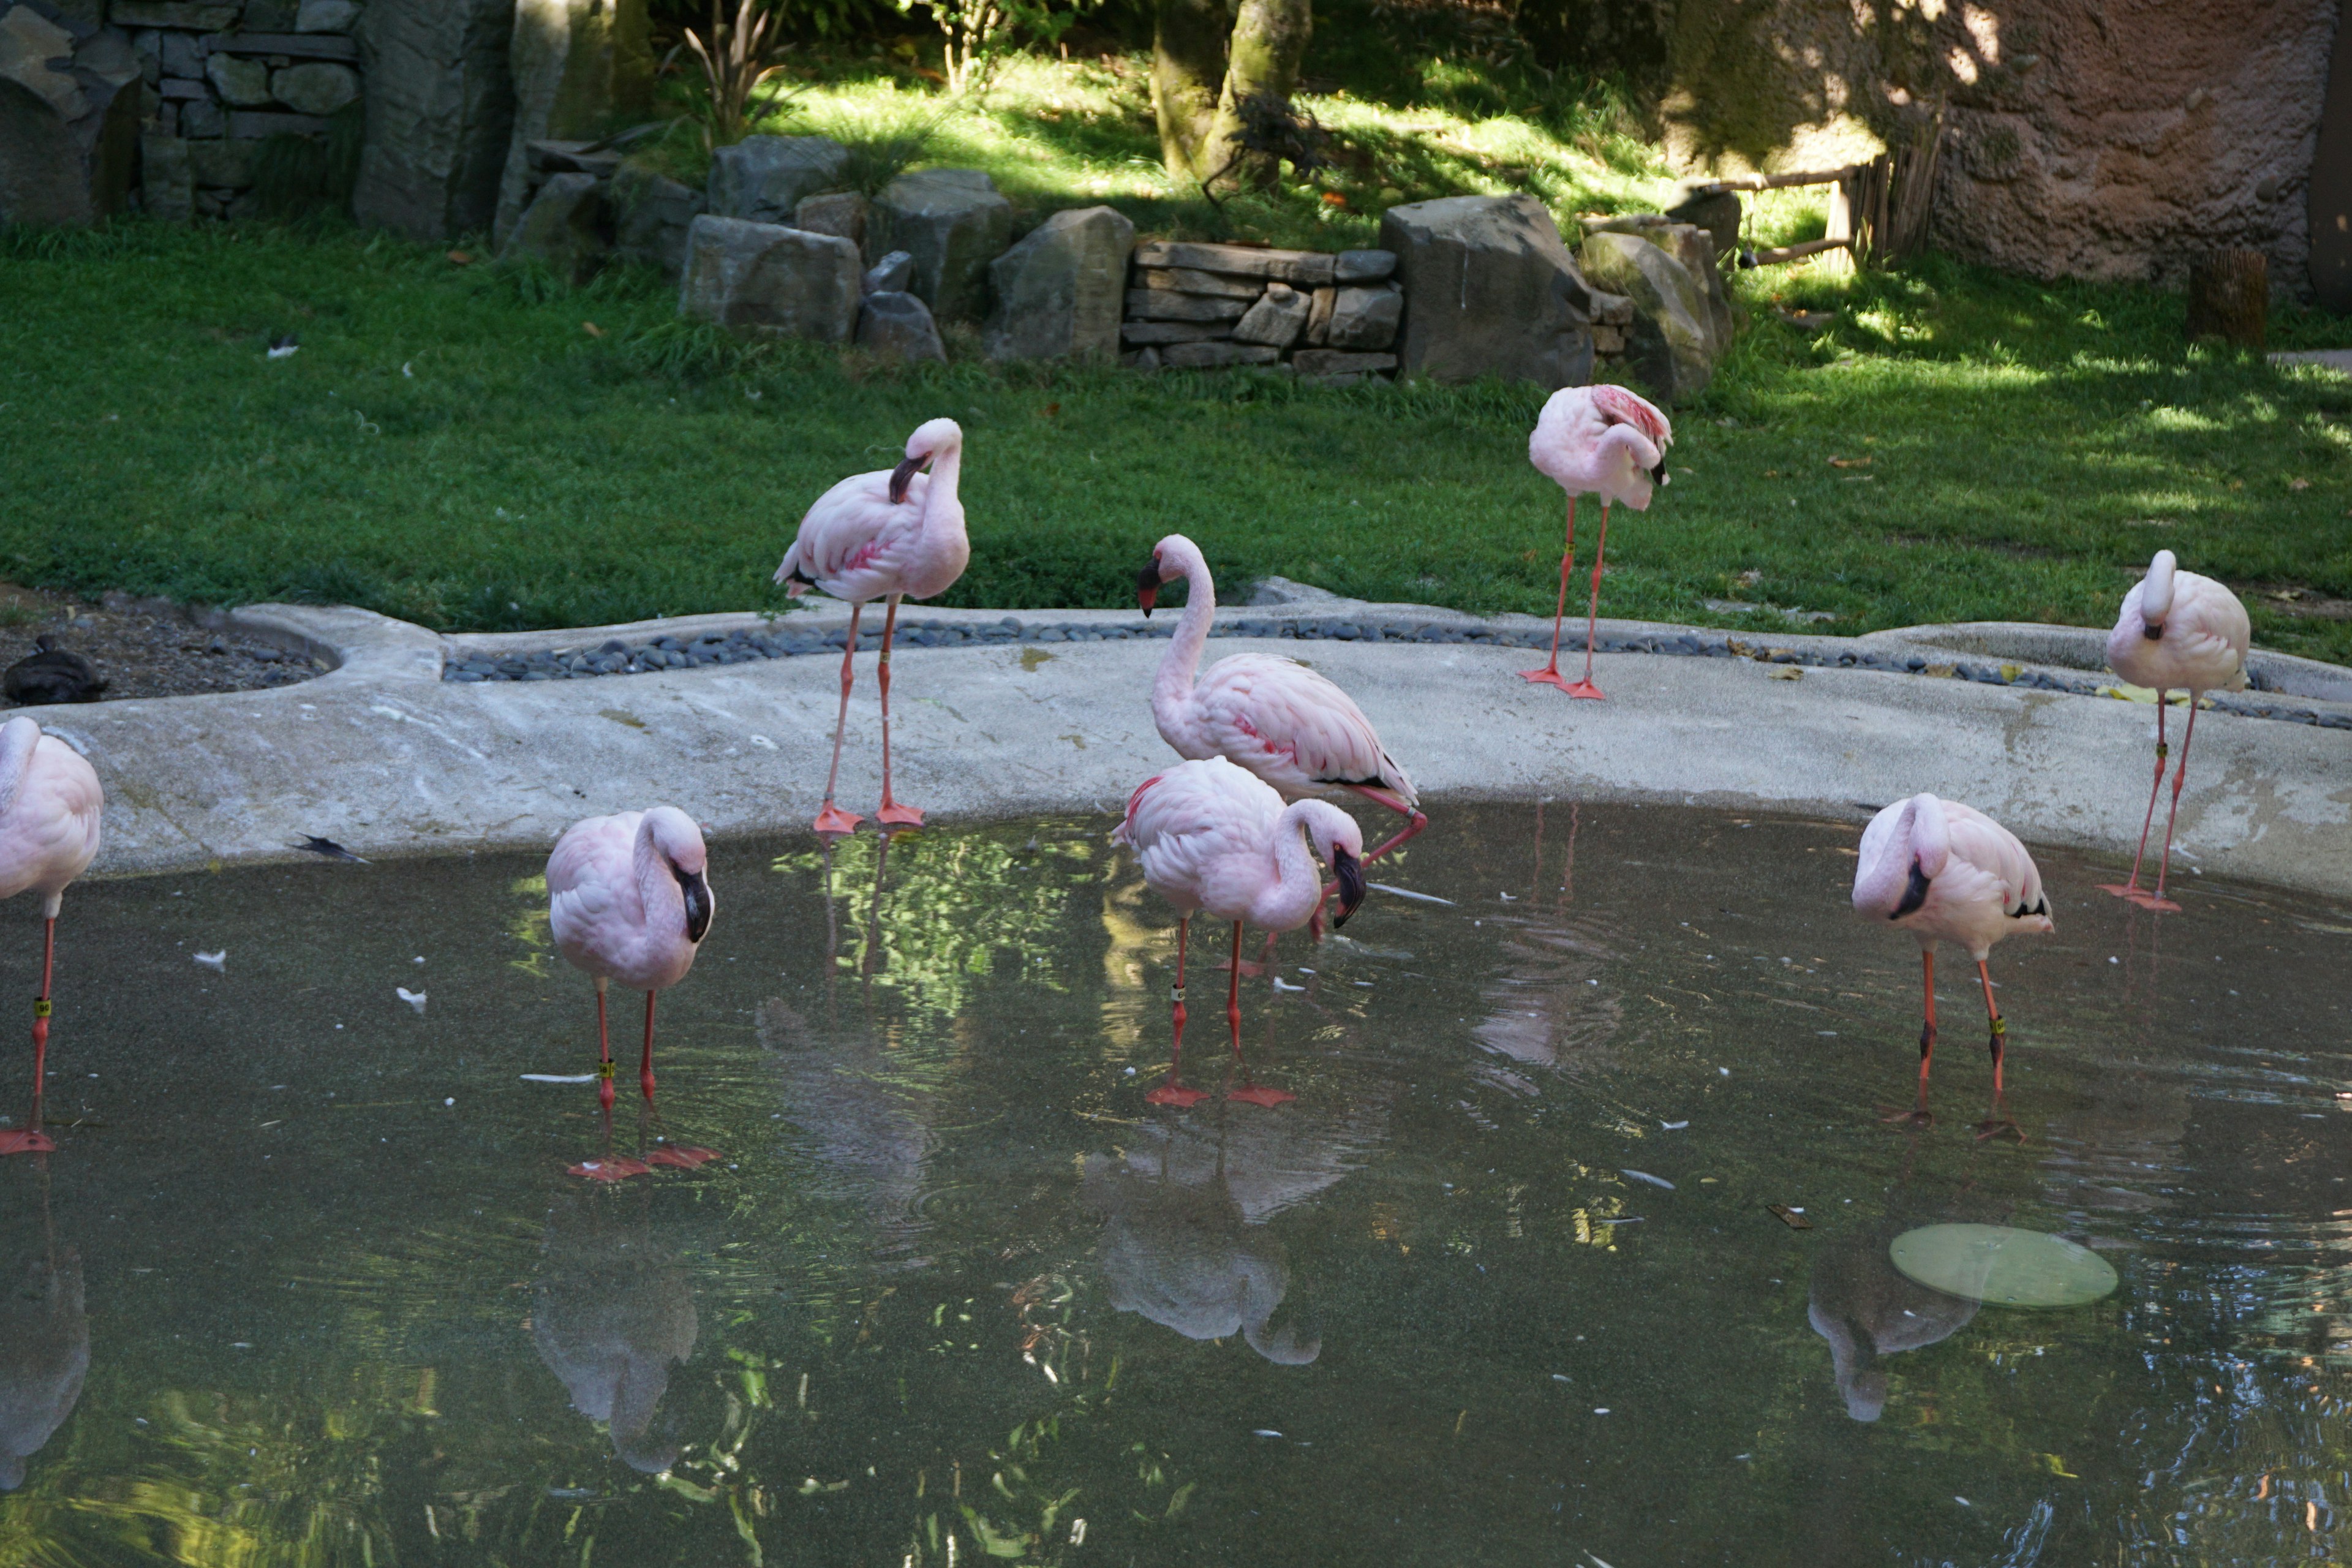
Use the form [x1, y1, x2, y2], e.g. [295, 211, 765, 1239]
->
[0, 718, 102, 1159]
[774, 418, 971, 836]
[2100, 549, 2249, 913]
[1137, 534, 1424, 886]
[548, 807, 717, 1180]
[1520, 385, 1672, 700]
[1113, 758, 1366, 1109]
[1852, 794, 2053, 1140]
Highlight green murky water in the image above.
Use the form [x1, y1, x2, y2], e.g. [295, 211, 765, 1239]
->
[0, 804, 2347, 1567]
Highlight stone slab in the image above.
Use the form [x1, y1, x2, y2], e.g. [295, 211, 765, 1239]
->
[1125, 288, 1248, 322]
[1133, 239, 1336, 285]
[206, 31, 360, 61]
[49, 602, 2352, 910]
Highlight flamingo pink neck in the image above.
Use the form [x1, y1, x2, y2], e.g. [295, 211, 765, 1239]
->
[0, 720, 37, 820]
[1251, 804, 1325, 931]
[1152, 545, 1217, 728]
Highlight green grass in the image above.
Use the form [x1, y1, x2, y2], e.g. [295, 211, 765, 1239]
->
[2, 67, 2350, 665]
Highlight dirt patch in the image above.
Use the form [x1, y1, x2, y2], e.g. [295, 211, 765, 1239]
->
[0, 583, 327, 709]
[2247, 584, 2352, 620]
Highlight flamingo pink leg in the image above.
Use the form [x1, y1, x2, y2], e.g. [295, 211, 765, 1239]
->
[595, 981, 614, 1112]
[875, 594, 924, 828]
[0, 918, 58, 1157]
[814, 602, 867, 837]
[1227, 922, 1295, 1108]
[1973, 960, 2022, 1142]
[2100, 692, 2170, 905]
[1564, 501, 1611, 701]
[1882, 948, 1937, 1129]
[1147, 917, 1207, 1107]
[1520, 495, 1580, 692]
[639, 990, 658, 1104]
[2141, 703, 2198, 913]
[1308, 784, 1429, 937]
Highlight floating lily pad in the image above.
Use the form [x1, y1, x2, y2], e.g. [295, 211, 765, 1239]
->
[1888, 1224, 2118, 1308]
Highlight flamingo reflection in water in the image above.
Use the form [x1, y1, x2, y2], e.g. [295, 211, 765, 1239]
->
[0, 1161, 86, 1491]
[758, 995, 939, 1271]
[532, 1187, 697, 1472]
[1085, 1089, 1388, 1364]
[1806, 1219, 1977, 1422]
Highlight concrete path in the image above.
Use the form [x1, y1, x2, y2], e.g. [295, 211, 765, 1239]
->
[31, 597, 2352, 900]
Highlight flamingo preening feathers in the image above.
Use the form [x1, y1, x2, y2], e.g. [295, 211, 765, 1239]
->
[1852, 793, 2052, 1138]
[775, 418, 971, 835]
[1139, 534, 1425, 872]
[1521, 384, 1672, 699]
[2100, 550, 2250, 913]
[1115, 758, 1366, 1108]
[548, 807, 716, 1179]
[0, 718, 102, 1158]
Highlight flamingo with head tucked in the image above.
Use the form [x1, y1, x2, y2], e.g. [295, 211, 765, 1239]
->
[1521, 385, 1672, 699]
[548, 807, 716, 1179]
[1137, 535, 1423, 878]
[1852, 794, 2052, 1139]
[1114, 758, 1366, 1109]
[0, 718, 102, 1158]
[2100, 550, 2249, 913]
[775, 418, 971, 835]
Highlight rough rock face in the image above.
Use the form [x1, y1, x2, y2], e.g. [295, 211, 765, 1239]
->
[679, 214, 860, 342]
[872, 168, 1014, 322]
[609, 161, 703, 277]
[1325, 282, 1402, 351]
[1578, 231, 1715, 405]
[792, 189, 866, 249]
[857, 290, 948, 363]
[354, 0, 514, 239]
[706, 134, 848, 224]
[982, 203, 1135, 362]
[0, 4, 140, 227]
[502, 170, 607, 282]
[494, 0, 651, 245]
[1379, 195, 1593, 388]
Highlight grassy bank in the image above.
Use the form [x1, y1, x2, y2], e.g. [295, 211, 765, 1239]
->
[2, 100, 2348, 664]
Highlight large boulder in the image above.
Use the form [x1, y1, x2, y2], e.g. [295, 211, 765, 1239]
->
[981, 204, 1134, 363]
[609, 160, 703, 277]
[0, 7, 139, 227]
[502, 170, 608, 284]
[1326, 282, 1401, 350]
[1654, 222, 1736, 360]
[494, 0, 652, 245]
[872, 168, 1012, 322]
[705, 134, 848, 224]
[857, 290, 947, 363]
[1577, 232, 1717, 405]
[679, 214, 860, 342]
[353, 0, 516, 241]
[1378, 195, 1593, 388]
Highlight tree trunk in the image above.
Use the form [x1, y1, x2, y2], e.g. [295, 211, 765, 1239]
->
[2185, 248, 2269, 347]
[1152, 0, 1227, 181]
[1202, 0, 1311, 190]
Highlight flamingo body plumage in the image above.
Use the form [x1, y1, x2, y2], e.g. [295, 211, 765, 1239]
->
[1853, 793, 2051, 1136]
[0, 717, 102, 1157]
[2100, 550, 2250, 911]
[774, 418, 970, 833]
[1520, 385, 1673, 698]
[548, 807, 715, 1170]
[1114, 758, 1366, 1106]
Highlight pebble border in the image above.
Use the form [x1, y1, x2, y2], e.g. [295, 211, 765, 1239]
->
[442, 617, 2352, 731]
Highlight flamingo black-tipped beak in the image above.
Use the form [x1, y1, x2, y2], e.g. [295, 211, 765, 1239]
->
[1330, 848, 1366, 929]
[2142, 619, 2164, 640]
[676, 865, 713, 943]
[1651, 462, 1670, 486]
[888, 454, 925, 505]
[1136, 560, 1163, 616]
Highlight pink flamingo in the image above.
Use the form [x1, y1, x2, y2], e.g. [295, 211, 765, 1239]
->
[1114, 758, 1366, 1109]
[774, 418, 971, 836]
[0, 718, 102, 1159]
[1853, 794, 2053, 1139]
[1138, 534, 1423, 876]
[548, 807, 716, 1180]
[2099, 549, 2249, 913]
[1520, 385, 1672, 699]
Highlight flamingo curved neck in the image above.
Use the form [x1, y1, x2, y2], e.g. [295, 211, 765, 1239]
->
[0, 720, 37, 820]
[1152, 549, 1218, 726]
[1252, 806, 1324, 930]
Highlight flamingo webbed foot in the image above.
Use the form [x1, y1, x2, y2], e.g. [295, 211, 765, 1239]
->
[1145, 1081, 1210, 1108]
[568, 1155, 652, 1182]
[647, 1143, 720, 1169]
[1877, 1106, 1933, 1129]
[1562, 680, 1605, 701]
[813, 805, 864, 837]
[1519, 668, 1577, 691]
[875, 802, 925, 829]
[0, 1129, 56, 1156]
[1228, 1085, 1296, 1108]
[1973, 1117, 2024, 1144]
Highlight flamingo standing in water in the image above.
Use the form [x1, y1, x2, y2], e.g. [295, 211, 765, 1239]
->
[0, 718, 102, 1158]
[1138, 534, 1423, 875]
[1521, 385, 1672, 699]
[548, 807, 716, 1180]
[2100, 550, 2249, 913]
[1853, 794, 2053, 1139]
[1114, 758, 1365, 1108]
[774, 418, 971, 835]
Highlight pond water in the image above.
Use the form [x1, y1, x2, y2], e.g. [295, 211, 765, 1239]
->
[0, 804, 2347, 1567]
